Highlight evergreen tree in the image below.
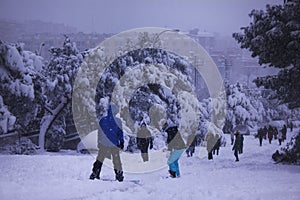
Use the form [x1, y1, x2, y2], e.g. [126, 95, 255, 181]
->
[233, 0, 300, 109]
[233, 0, 300, 163]
[224, 82, 266, 132]
[40, 36, 84, 151]
[0, 41, 44, 136]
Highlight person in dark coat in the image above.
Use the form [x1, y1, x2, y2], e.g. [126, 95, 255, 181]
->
[186, 134, 197, 157]
[282, 124, 287, 142]
[232, 131, 242, 161]
[268, 125, 274, 144]
[90, 104, 124, 182]
[257, 128, 263, 146]
[278, 129, 283, 146]
[262, 126, 268, 140]
[136, 122, 153, 162]
[162, 120, 186, 178]
[273, 127, 278, 140]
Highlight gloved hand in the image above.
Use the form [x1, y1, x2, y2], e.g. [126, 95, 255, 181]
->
[119, 142, 124, 150]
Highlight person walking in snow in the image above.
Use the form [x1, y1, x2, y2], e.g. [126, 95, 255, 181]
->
[262, 126, 268, 140]
[274, 127, 278, 140]
[278, 129, 283, 146]
[257, 128, 264, 146]
[186, 133, 197, 157]
[232, 131, 242, 162]
[136, 122, 153, 162]
[205, 132, 216, 160]
[90, 104, 124, 182]
[282, 124, 287, 142]
[162, 120, 186, 178]
[268, 125, 274, 144]
[290, 121, 293, 132]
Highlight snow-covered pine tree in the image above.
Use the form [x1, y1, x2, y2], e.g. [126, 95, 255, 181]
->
[93, 48, 194, 150]
[223, 82, 266, 132]
[233, 0, 300, 163]
[233, 0, 300, 109]
[40, 36, 84, 152]
[0, 41, 44, 136]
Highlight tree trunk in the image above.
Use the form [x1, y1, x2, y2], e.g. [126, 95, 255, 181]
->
[38, 97, 69, 151]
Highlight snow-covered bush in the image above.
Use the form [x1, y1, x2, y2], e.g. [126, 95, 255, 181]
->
[0, 41, 44, 135]
[1, 137, 38, 155]
[272, 131, 300, 165]
[44, 116, 66, 152]
[0, 96, 16, 134]
[224, 82, 266, 133]
[197, 94, 226, 146]
[91, 48, 196, 150]
[39, 36, 85, 151]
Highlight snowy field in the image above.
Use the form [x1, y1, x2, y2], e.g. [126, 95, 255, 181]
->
[0, 132, 299, 200]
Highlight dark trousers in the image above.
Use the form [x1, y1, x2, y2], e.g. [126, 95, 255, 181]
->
[239, 147, 243, 154]
[259, 138, 263, 146]
[186, 146, 195, 157]
[213, 148, 219, 155]
[139, 142, 150, 162]
[234, 149, 239, 161]
[208, 151, 213, 160]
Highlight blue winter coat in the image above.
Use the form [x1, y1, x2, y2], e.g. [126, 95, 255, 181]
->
[98, 105, 124, 147]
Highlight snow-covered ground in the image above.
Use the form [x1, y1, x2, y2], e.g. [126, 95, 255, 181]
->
[1, 130, 299, 200]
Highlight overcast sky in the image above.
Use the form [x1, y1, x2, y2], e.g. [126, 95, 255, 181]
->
[0, 0, 282, 35]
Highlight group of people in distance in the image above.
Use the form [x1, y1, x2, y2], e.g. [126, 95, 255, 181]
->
[256, 124, 287, 146]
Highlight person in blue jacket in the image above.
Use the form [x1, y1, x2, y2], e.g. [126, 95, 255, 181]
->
[162, 120, 186, 178]
[90, 104, 124, 182]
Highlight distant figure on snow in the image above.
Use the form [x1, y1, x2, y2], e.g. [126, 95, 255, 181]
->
[136, 122, 153, 162]
[278, 129, 283, 146]
[232, 131, 242, 162]
[257, 128, 264, 146]
[282, 124, 287, 142]
[90, 104, 124, 182]
[268, 125, 274, 144]
[205, 131, 216, 160]
[186, 134, 197, 157]
[262, 126, 268, 140]
[162, 120, 186, 178]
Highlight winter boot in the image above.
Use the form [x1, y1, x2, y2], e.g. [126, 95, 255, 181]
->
[90, 160, 102, 180]
[168, 170, 176, 178]
[114, 169, 124, 182]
